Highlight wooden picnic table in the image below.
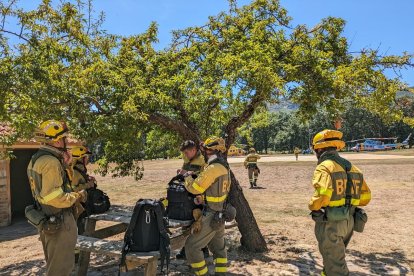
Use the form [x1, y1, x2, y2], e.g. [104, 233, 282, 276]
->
[75, 206, 237, 276]
[75, 206, 193, 276]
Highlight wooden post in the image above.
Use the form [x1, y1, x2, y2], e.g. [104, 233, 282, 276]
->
[76, 218, 97, 276]
[144, 259, 157, 276]
[91, 223, 128, 239]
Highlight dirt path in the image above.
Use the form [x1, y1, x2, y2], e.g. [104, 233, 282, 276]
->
[1, 155, 413, 275]
[228, 152, 414, 164]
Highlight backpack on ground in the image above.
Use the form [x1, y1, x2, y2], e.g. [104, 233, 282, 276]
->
[85, 187, 111, 215]
[166, 176, 196, 221]
[119, 199, 170, 274]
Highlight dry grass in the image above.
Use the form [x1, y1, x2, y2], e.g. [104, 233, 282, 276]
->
[1, 155, 414, 275]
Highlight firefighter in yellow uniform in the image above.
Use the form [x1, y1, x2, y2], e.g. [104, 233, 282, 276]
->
[179, 140, 206, 175]
[68, 146, 96, 237]
[27, 120, 87, 276]
[294, 147, 301, 161]
[243, 148, 260, 188]
[176, 140, 209, 260]
[69, 146, 95, 192]
[309, 129, 371, 276]
[184, 137, 230, 275]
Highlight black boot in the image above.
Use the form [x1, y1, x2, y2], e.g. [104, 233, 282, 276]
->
[202, 247, 209, 258]
[249, 181, 254, 189]
[176, 247, 186, 260]
[254, 179, 257, 187]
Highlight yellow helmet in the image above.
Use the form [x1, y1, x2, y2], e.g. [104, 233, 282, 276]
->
[312, 129, 345, 150]
[71, 146, 92, 159]
[34, 120, 69, 142]
[203, 136, 226, 153]
[249, 147, 256, 153]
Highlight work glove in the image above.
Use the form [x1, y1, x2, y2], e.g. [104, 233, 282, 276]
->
[194, 195, 204, 205]
[191, 209, 203, 234]
[183, 171, 194, 177]
[77, 190, 88, 203]
[72, 201, 85, 220]
[177, 169, 187, 175]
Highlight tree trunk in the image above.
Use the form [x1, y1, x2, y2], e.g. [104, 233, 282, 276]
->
[228, 170, 268, 252]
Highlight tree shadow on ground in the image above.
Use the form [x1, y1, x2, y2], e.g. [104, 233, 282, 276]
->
[0, 205, 133, 243]
[272, 247, 411, 276]
[347, 249, 412, 276]
[0, 217, 37, 242]
[0, 258, 46, 275]
[226, 233, 413, 276]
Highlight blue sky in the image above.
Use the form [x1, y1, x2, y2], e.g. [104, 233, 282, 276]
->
[11, 0, 414, 85]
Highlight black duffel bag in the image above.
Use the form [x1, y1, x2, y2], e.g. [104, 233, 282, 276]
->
[166, 175, 196, 221]
[85, 187, 111, 215]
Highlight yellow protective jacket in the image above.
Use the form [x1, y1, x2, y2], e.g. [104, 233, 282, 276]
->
[68, 162, 89, 192]
[185, 156, 231, 212]
[27, 146, 80, 216]
[244, 153, 260, 168]
[309, 153, 371, 211]
[182, 151, 206, 174]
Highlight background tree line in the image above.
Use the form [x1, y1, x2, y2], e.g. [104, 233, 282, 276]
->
[239, 99, 414, 153]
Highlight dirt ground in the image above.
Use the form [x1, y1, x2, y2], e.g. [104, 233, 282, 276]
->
[1, 152, 414, 275]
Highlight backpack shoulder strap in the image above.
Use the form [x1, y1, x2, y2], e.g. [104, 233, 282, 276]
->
[209, 157, 230, 170]
[153, 201, 170, 273]
[344, 165, 353, 207]
[29, 150, 55, 201]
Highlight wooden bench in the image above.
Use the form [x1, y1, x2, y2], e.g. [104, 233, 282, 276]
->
[75, 208, 238, 276]
[76, 235, 160, 275]
[76, 230, 189, 275]
[75, 210, 192, 276]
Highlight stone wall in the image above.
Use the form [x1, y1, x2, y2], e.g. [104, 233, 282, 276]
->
[0, 158, 11, 226]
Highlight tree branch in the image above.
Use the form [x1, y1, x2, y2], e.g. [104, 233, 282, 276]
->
[172, 88, 200, 135]
[148, 113, 201, 142]
[224, 92, 265, 148]
[0, 29, 35, 47]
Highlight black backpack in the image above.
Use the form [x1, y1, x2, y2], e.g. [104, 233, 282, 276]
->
[120, 199, 170, 273]
[166, 176, 196, 221]
[85, 187, 111, 215]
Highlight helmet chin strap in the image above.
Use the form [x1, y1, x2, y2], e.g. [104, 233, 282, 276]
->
[49, 137, 68, 152]
[62, 138, 67, 151]
[202, 151, 209, 163]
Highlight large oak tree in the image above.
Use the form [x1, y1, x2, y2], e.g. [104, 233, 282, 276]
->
[1, 0, 413, 252]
